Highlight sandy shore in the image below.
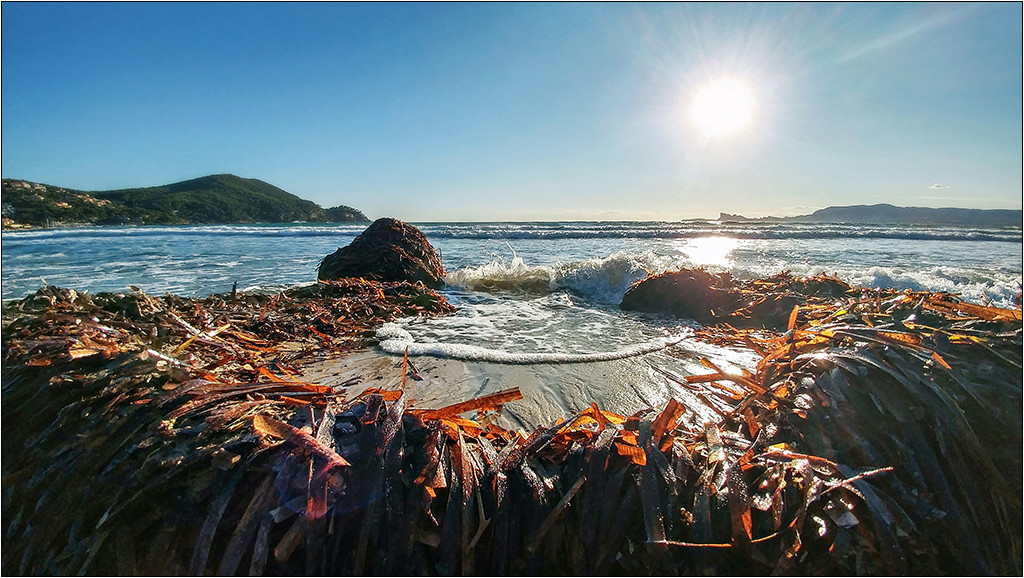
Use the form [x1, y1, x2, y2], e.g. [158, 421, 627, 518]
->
[300, 340, 751, 431]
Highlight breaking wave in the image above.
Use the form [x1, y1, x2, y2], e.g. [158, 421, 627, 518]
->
[444, 249, 682, 303]
[8, 221, 1020, 244]
[3, 222, 1019, 307]
[418, 222, 1022, 243]
[443, 247, 1022, 309]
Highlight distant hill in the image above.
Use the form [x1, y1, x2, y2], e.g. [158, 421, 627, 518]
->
[721, 203, 1022, 226]
[1, 174, 369, 228]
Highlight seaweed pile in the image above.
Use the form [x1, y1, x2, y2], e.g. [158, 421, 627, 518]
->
[1, 278, 453, 381]
[2, 276, 1021, 575]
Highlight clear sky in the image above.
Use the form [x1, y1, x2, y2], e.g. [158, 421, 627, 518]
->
[2, 2, 1021, 221]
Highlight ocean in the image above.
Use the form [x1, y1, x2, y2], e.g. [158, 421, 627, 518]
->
[3, 221, 1021, 426]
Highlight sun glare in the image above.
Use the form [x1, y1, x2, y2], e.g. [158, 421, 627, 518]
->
[677, 237, 739, 268]
[689, 77, 755, 138]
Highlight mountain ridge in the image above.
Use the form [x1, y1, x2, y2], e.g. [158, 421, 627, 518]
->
[1, 174, 369, 228]
[720, 203, 1022, 226]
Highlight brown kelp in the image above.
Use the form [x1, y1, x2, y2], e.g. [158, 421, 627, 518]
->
[2, 276, 1020, 575]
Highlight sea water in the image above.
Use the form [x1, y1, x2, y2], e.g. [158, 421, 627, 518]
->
[3, 221, 1021, 426]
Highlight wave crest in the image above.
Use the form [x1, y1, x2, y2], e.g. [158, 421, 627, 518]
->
[9, 222, 1019, 244]
[445, 250, 681, 303]
[445, 255, 555, 293]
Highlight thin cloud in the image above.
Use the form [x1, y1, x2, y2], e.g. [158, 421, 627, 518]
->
[928, 184, 950, 189]
[836, 6, 973, 65]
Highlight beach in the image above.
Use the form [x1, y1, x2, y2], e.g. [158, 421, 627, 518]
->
[3, 220, 1019, 421]
[2, 266, 1020, 574]
[301, 343, 749, 432]
[4, 2, 1021, 574]
[2, 219, 1022, 575]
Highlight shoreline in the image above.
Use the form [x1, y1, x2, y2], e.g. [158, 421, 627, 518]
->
[301, 345, 743, 432]
[2, 275, 1021, 574]
[4, 221, 1021, 311]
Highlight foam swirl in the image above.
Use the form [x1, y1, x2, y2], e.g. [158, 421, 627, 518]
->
[376, 323, 687, 364]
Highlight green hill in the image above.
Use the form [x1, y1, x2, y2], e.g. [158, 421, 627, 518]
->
[1, 174, 369, 227]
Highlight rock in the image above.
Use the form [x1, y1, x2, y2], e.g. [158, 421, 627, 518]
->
[317, 218, 446, 288]
[620, 269, 743, 323]
[619, 269, 834, 330]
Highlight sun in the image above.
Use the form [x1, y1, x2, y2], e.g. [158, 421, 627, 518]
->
[689, 77, 755, 138]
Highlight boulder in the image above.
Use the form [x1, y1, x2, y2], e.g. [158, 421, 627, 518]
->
[619, 269, 835, 330]
[318, 218, 446, 288]
[620, 269, 744, 323]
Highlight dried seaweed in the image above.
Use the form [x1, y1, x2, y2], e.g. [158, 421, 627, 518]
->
[2, 276, 1021, 575]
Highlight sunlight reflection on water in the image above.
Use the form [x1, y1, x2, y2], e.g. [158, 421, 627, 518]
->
[675, 236, 739, 268]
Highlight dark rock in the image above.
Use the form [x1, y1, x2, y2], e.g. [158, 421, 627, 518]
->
[620, 269, 836, 330]
[317, 218, 445, 288]
[619, 269, 742, 322]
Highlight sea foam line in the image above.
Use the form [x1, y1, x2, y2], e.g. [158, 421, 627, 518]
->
[6, 222, 1019, 243]
[376, 323, 689, 364]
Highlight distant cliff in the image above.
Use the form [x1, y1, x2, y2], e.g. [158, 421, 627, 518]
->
[721, 203, 1022, 226]
[1, 174, 369, 228]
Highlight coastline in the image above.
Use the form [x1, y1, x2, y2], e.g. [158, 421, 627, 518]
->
[4, 221, 1020, 309]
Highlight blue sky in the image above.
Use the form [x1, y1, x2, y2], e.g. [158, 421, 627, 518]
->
[2, 2, 1021, 221]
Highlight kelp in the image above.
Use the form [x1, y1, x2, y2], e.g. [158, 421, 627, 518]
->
[1, 276, 1021, 575]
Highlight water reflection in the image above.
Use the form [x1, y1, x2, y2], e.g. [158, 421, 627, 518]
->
[676, 237, 739, 268]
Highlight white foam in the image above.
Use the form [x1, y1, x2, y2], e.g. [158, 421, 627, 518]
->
[848, 266, 1022, 308]
[376, 322, 689, 364]
[445, 255, 555, 293]
[376, 323, 415, 342]
[555, 250, 680, 303]
[445, 249, 685, 303]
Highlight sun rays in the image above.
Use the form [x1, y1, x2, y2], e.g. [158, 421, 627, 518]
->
[688, 76, 756, 139]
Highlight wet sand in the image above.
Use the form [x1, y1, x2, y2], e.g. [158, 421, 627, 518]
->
[299, 341, 750, 431]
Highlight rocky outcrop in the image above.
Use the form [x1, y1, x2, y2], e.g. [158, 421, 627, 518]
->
[317, 218, 446, 288]
[620, 270, 852, 329]
[620, 269, 740, 322]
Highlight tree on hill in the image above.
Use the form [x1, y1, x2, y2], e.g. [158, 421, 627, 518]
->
[97, 174, 329, 223]
[325, 204, 368, 222]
